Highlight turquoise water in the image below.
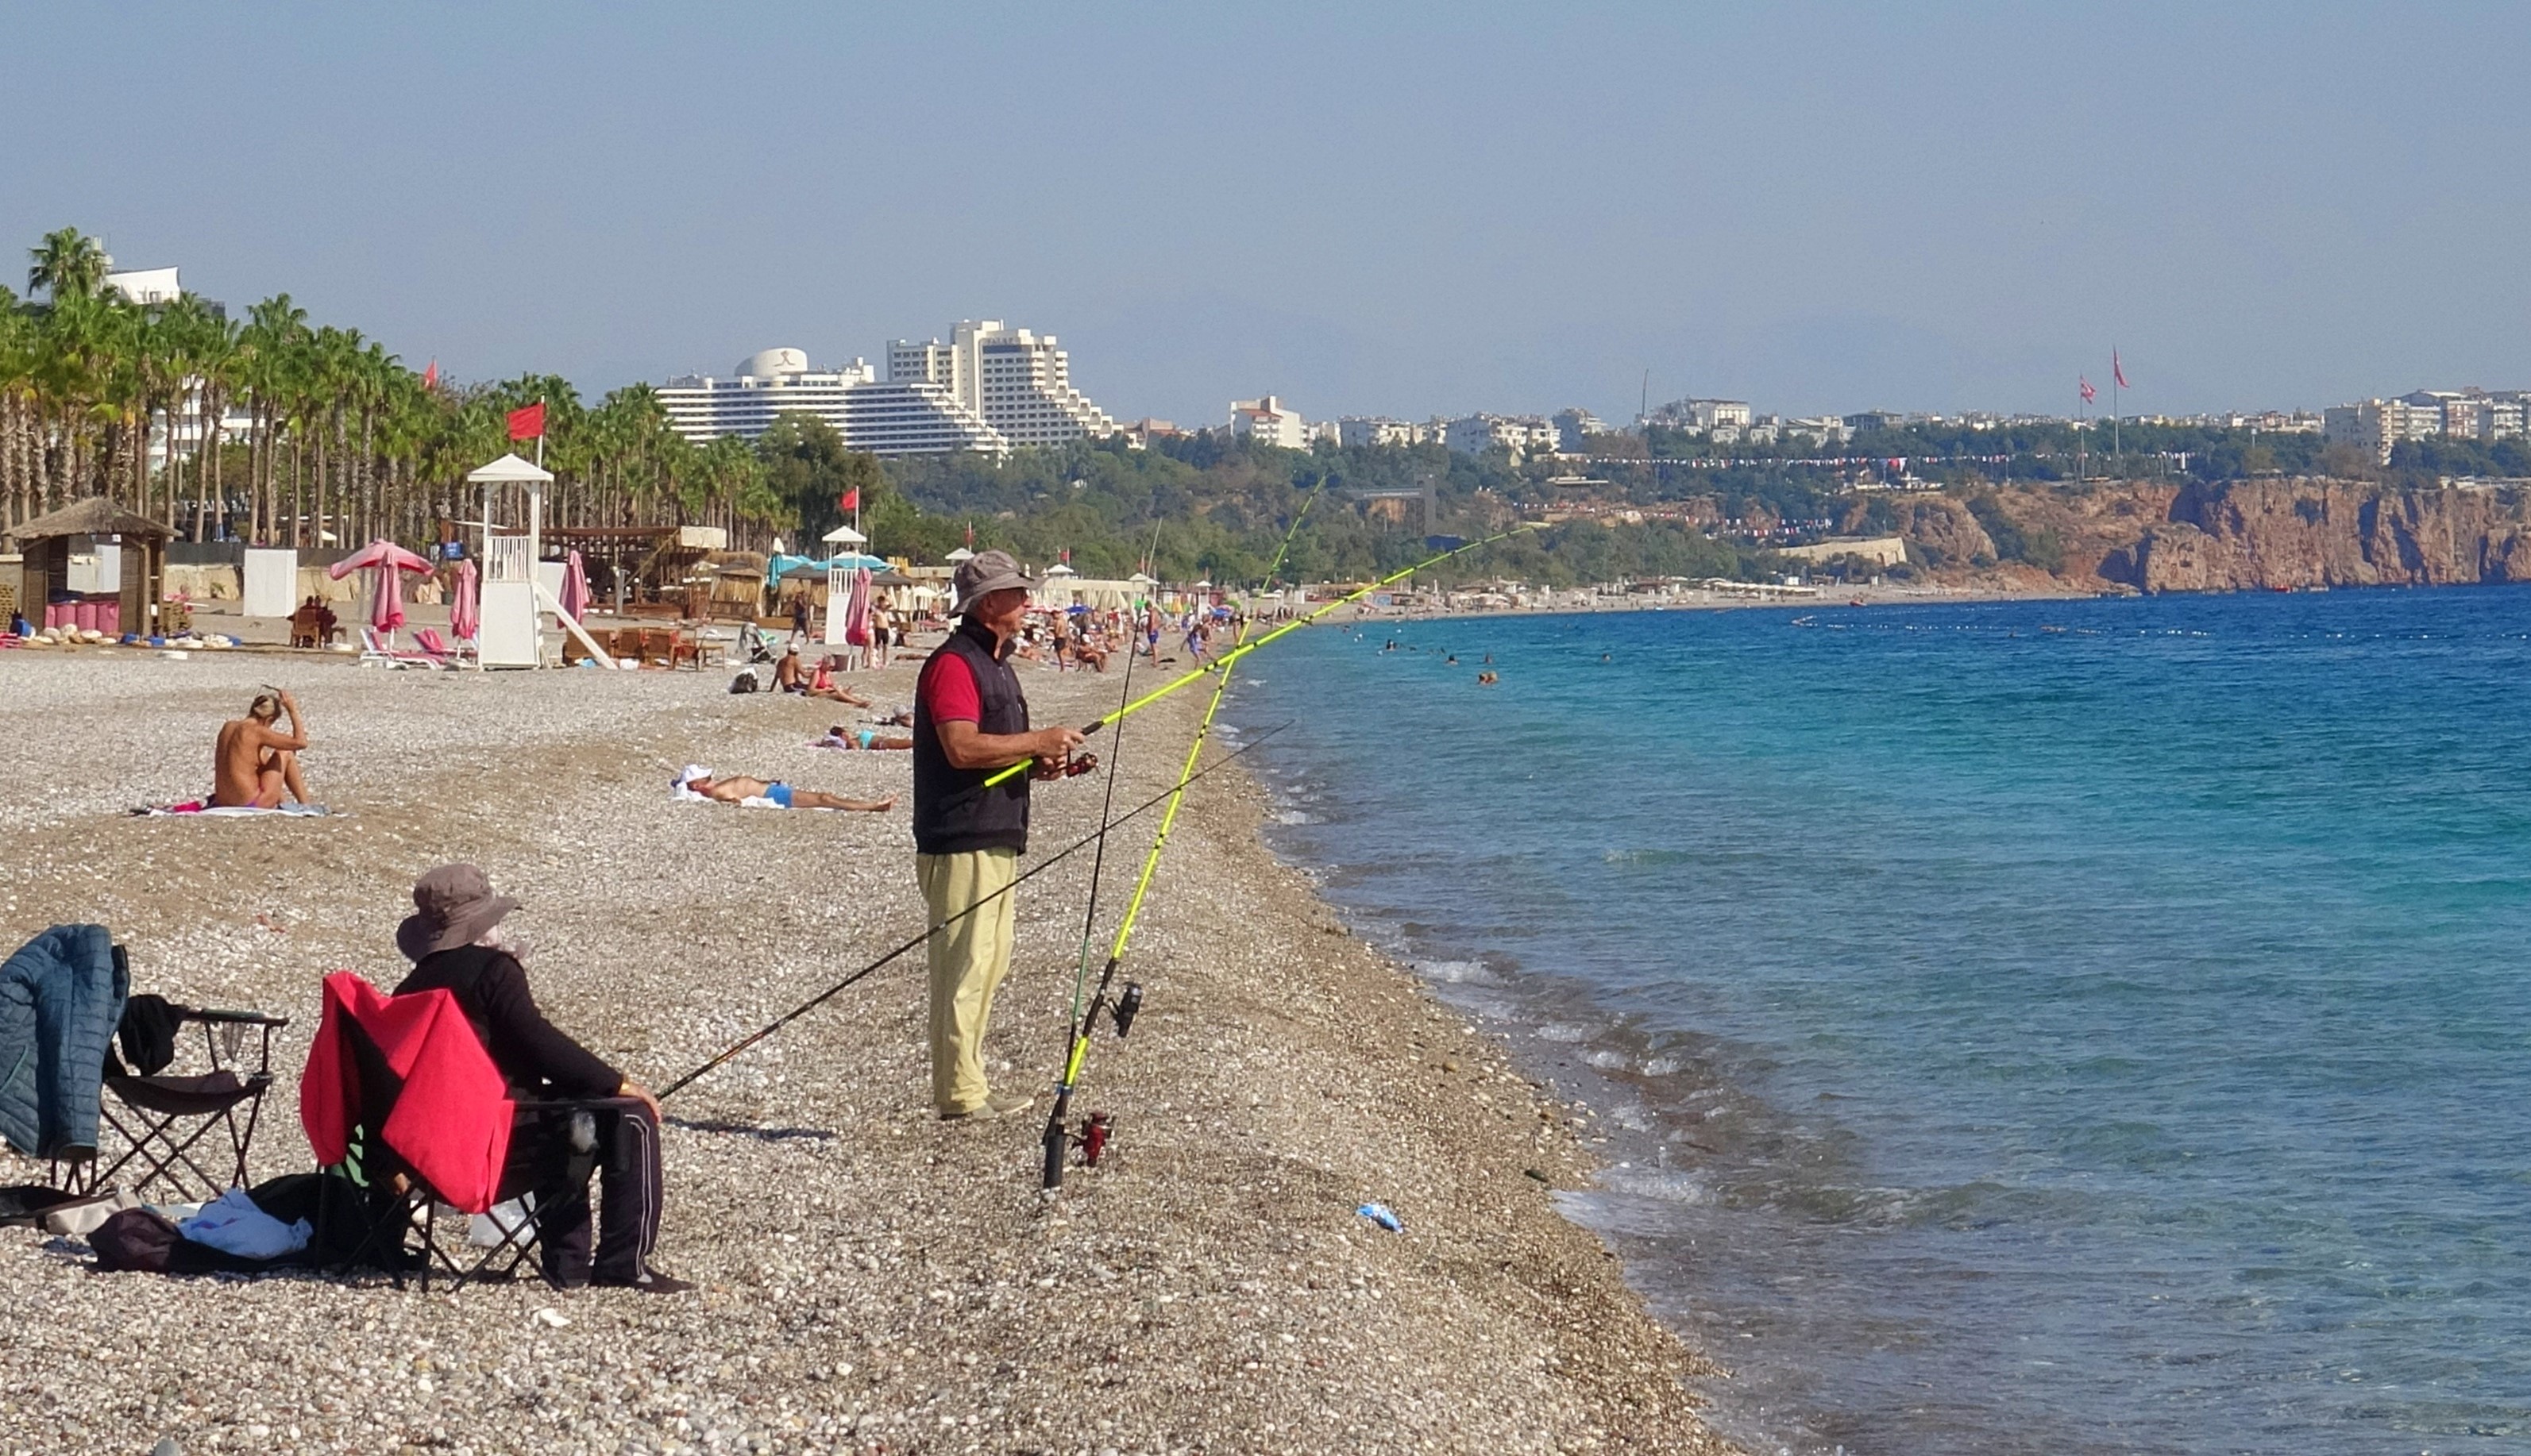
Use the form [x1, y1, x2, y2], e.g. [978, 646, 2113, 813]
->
[1225, 589, 2531, 1455]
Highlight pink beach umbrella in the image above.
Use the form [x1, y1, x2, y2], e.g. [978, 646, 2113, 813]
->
[449, 559, 480, 641]
[326, 540, 434, 644]
[560, 549, 592, 622]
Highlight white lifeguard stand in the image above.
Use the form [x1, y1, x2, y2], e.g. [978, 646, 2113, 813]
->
[465, 452, 616, 669]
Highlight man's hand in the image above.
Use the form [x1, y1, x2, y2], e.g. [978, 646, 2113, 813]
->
[619, 1077, 662, 1121]
[1033, 726, 1086, 758]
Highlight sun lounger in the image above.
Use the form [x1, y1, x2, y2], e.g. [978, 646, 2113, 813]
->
[359, 626, 448, 670]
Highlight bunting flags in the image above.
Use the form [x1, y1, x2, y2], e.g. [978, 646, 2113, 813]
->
[507, 402, 546, 441]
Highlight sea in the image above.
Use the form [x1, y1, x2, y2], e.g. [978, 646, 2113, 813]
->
[1221, 586, 2531, 1456]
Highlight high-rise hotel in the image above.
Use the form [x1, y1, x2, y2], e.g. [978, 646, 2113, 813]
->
[654, 321, 1117, 456]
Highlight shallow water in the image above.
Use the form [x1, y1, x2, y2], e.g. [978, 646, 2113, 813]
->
[1229, 589, 2531, 1456]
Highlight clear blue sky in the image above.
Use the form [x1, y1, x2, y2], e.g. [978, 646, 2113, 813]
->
[9, 3, 2528, 426]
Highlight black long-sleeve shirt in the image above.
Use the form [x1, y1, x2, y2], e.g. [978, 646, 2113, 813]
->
[394, 946, 622, 1099]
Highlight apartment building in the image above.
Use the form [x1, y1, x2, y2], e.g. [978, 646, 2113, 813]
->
[885, 320, 1118, 447]
[1230, 395, 1309, 449]
[1645, 397, 1754, 433]
[1338, 417, 1423, 448]
[1443, 414, 1559, 461]
[657, 349, 1008, 456]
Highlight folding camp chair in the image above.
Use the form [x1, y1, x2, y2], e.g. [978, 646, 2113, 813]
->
[322, 1009, 633, 1293]
[58, 948, 287, 1202]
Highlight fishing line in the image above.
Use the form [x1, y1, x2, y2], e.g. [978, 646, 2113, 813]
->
[655, 721, 1290, 1102]
[1039, 479, 1326, 1188]
[982, 522, 1540, 789]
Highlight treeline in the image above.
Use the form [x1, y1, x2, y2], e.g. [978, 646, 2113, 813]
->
[0, 227, 796, 548]
[871, 431, 1769, 587]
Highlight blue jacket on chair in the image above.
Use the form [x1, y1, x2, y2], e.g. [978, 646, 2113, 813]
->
[0, 925, 128, 1159]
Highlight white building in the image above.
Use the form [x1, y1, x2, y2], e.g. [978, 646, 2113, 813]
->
[1646, 397, 1753, 433]
[886, 320, 1117, 447]
[658, 348, 1009, 456]
[1230, 395, 1309, 449]
[1338, 416, 1422, 449]
[2324, 399, 2441, 464]
[106, 266, 183, 306]
[1443, 414, 1559, 462]
[1552, 407, 1607, 452]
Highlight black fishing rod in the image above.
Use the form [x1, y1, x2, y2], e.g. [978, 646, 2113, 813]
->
[655, 720, 1291, 1101]
[981, 522, 1540, 789]
[1038, 479, 1327, 1188]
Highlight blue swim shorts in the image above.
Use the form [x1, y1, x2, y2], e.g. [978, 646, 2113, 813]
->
[766, 781, 795, 808]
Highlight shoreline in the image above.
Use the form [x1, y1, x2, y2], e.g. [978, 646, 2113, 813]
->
[0, 649, 1730, 1454]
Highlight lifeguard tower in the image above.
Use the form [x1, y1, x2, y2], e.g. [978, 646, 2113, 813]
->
[465, 452, 615, 669]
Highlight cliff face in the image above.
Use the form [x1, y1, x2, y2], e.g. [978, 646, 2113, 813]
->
[1883, 478, 2531, 593]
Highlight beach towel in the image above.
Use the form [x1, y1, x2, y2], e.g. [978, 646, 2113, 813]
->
[178, 1186, 312, 1260]
[133, 802, 335, 817]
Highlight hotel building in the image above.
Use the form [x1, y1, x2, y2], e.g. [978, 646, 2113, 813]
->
[885, 321, 1118, 447]
[654, 348, 1009, 456]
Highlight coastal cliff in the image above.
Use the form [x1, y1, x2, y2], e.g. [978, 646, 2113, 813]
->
[1888, 478, 2531, 594]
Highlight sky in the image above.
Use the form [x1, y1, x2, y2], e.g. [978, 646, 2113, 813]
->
[9, 3, 2531, 427]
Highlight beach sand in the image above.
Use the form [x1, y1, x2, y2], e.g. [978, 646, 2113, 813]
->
[0, 642, 1728, 1454]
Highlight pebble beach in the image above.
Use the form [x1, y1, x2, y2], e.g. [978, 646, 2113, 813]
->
[0, 638, 1728, 1455]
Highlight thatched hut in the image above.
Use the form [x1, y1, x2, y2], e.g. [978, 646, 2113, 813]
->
[1, 498, 171, 636]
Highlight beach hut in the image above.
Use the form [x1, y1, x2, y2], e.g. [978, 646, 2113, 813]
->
[1, 497, 170, 637]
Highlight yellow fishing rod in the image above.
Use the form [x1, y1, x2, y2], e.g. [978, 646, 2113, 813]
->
[1040, 482, 1329, 1187]
[989, 520, 1540, 792]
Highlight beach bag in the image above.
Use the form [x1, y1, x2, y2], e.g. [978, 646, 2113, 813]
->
[728, 670, 759, 695]
[91, 1207, 182, 1273]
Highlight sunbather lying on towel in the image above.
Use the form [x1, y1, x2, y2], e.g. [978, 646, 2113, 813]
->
[673, 765, 893, 812]
[213, 690, 311, 807]
[815, 724, 913, 751]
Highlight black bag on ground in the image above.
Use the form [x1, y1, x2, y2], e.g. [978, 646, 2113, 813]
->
[91, 1208, 182, 1272]
[729, 669, 760, 694]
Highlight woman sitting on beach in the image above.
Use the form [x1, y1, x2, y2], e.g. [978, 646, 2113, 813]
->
[673, 765, 893, 812]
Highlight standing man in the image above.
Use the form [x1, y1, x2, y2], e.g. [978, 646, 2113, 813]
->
[912, 550, 1085, 1121]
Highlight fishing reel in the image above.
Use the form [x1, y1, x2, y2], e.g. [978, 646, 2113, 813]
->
[1040, 1110, 1116, 1188]
[1062, 753, 1099, 778]
[1109, 982, 1143, 1038]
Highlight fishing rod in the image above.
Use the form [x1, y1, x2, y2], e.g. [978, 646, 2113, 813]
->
[1039, 480, 1327, 1187]
[654, 720, 1291, 1102]
[983, 521, 1540, 790]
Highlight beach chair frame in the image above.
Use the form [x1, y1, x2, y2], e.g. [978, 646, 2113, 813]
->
[56, 948, 287, 1203]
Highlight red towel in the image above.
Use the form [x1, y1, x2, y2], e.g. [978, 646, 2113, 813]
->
[300, 970, 513, 1214]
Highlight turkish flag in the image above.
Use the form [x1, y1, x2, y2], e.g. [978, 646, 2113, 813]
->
[2079, 377, 2097, 403]
[422, 360, 438, 392]
[839, 487, 860, 511]
[507, 402, 546, 441]
[2112, 352, 2129, 391]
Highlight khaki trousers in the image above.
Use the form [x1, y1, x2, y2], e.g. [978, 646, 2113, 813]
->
[918, 847, 1019, 1115]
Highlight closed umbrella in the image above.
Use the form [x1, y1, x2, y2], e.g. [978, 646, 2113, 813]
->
[326, 539, 434, 645]
[449, 560, 480, 641]
[843, 566, 874, 649]
[560, 549, 592, 622]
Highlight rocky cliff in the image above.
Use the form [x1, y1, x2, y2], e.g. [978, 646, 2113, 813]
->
[1887, 478, 2531, 593]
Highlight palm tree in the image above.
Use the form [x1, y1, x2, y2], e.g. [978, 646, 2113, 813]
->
[27, 227, 110, 303]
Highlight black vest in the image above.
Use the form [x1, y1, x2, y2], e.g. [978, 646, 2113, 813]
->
[912, 618, 1032, 855]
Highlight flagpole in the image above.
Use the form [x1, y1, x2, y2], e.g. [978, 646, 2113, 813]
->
[2077, 379, 2087, 484]
[2110, 355, 2120, 479]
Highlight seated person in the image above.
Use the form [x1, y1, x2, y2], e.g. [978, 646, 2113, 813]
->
[773, 644, 806, 692]
[213, 691, 311, 807]
[673, 765, 894, 812]
[818, 723, 913, 751]
[807, 655, 872, 707]
[392, 864, 688, 1294]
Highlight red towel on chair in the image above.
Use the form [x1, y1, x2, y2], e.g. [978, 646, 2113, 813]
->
[300, 970, 513, 1214]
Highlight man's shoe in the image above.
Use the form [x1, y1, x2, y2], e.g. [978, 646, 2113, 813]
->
[543, 1265, 591, 1292]
[595, 1269, 694, 1295]
[938, 1091, 1036, 1123]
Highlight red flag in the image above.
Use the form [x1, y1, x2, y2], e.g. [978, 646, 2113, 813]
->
[2112, 352, 2129, 391]
[422, 359, 438, 392]
[2079, 376, 2097, 404]
[839, 487, 860, 511]
[507, 402, 546, 441]
[964, 521, 974, 547]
